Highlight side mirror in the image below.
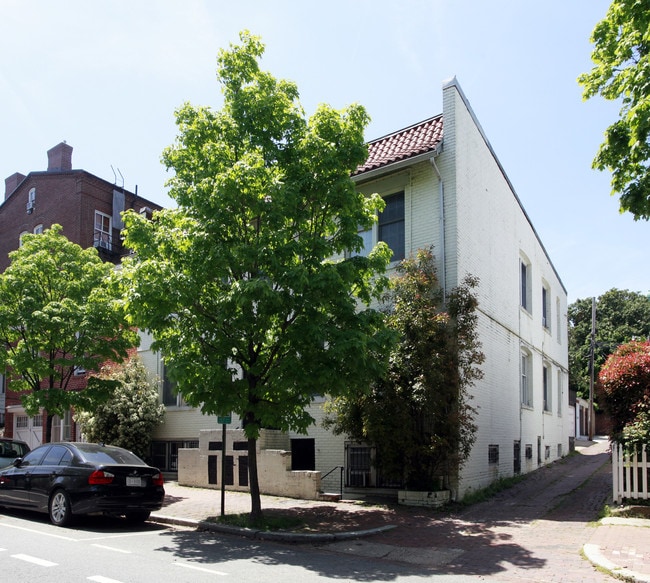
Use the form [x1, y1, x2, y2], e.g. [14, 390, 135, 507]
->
[12, 458, 23, 468]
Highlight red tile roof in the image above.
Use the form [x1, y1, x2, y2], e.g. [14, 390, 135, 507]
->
[354, 114, 444, 176]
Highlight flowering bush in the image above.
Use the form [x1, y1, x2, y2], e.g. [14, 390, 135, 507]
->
[74, 356, 165, 461]
[598, 340, 650, 445]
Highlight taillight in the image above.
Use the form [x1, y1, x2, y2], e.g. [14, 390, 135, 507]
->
[152, 472, 164, 487]
[88, 470, 114, 485]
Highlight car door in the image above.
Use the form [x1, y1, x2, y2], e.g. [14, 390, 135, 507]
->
[0, 447, 49, 508]
[28, 445, 73, 511]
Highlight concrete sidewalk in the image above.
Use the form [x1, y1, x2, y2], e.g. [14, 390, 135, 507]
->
[151, 438, 650, 582]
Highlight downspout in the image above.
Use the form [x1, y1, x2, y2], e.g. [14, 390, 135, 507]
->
[430, 151, 446, 300]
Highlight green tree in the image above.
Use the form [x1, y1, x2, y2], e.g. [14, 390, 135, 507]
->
[121, 31, 394, 520]
[578, 0, 650, 219]
[568, 289, 650, 399]
[598, 340, 650, 445]
[75, 356, 165, 460]
[0, 225, 138, 442]
[326, 248, 483, 490]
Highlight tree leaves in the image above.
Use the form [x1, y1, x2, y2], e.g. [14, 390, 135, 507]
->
[0, 225, 137, 434]
[579, 0, 650, 219]
[122, 32, 394, 515]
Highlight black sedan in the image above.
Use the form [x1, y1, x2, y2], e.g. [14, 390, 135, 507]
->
[0, 442, 165, 526]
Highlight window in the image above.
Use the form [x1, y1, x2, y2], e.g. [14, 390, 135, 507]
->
[27, 188, 36, 214]
[521, 349, 532, 407]
[488, 444, 499, 464]
[19, 231, 29, 247]
[42, 445, 72, 466]
[557, 370, 563, 416]
[351, 224, 373, 258]
[52, 410, 72, 441]
[346, 444, 372, 487]
[33, 224, 44, 234]
[378, 192, 405, 262]
[556, 297, 562, 343]
[542, 283, 551, 331]
[520, 257, 532, 312]
[543, 363, 552, 412]
[94, 211, 112, 250]
[16, 415, 28, 428]
[162, 363, 186, 407]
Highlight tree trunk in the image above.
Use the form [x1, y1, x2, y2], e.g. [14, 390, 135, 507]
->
[45, 412, 53, 443]
[247, 437, 262, 522]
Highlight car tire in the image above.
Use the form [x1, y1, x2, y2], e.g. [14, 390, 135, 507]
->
[49, 489, 73, 527]
[124, 510, 150, 523]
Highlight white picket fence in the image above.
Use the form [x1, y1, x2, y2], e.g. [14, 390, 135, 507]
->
[612, 441, 650, 504]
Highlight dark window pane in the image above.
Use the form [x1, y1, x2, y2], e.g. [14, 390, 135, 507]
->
[379, 192, 405, 261]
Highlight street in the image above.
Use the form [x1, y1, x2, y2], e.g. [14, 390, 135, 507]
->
[0, 510, 475, 583]
[0, 438, 630, 582]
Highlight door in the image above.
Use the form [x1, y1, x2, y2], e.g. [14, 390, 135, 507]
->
[0, 447, 49, 508]
[13, 412, 43, 450]
[28, 445, 72, 511]
[291, 438, 315, 471]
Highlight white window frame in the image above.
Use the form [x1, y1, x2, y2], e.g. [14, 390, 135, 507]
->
[543, 362, 552, 413]
[521, 349, 533, 408]
[557, 370, 563, 416]
[161, 362, 187, 408]
[349, 190, 405, 262]
[520, 256, 532, 313]
[94, 210, 112, 250]
[52, 410, 72, 442]
[542, 282, 551, 332]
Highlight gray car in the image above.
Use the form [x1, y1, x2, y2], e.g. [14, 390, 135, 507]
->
[0, 438, 30, 469]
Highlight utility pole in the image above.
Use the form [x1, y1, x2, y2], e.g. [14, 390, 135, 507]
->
[588, 297, 596, 440]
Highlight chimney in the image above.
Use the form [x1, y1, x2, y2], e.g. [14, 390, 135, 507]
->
[5, 172, 26, 200]
[47, 142, 73, 172]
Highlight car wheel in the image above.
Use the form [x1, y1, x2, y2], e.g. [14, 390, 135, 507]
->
[124, 510, 150, 523]
[49, 489, 73, 527]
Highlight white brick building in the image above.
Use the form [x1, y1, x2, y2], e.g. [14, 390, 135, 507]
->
[145, 78, 570, 500]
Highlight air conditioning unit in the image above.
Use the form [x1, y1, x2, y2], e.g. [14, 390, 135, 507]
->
[26, 201, 35, 214]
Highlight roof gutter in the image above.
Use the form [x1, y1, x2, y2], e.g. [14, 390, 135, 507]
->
[429, 144, 447, 300]
[351, 150, 438, 184]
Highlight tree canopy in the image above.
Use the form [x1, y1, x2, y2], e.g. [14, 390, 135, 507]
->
[599, 340, 650, 445]
[568, 288, 650, 399]
[121, 31, 394, 518]
[578, 0, 650, 219]
[75, 356, 165, 460]
[0, 225, 137, 441]
[326, 248, 483, 491]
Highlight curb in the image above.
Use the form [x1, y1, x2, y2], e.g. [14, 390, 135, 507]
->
[150, 512, 396, 543]
[583, 543, 650, 583]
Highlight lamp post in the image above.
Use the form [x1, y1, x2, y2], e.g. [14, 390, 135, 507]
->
[588, 297, 596, 441]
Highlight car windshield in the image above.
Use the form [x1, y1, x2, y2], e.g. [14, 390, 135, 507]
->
[74, 444, 146, 466]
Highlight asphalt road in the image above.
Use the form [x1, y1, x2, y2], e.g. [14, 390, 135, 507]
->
[0, 510, 479, 583]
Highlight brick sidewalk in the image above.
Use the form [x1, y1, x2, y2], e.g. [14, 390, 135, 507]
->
[153, 438, 650, 582]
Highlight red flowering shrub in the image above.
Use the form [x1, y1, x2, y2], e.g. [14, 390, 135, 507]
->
[598, 340, 650, 442]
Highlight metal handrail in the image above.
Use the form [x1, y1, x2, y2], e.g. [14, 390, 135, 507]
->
[321, 465, 345, 499]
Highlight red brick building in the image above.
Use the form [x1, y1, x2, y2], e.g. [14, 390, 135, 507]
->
[1, 143, 162, 447]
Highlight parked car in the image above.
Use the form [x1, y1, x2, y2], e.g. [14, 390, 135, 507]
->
[0, 442, 165, 526]
[0, 438, 30, 469]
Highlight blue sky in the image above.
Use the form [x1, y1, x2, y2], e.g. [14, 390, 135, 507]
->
[1, 0, 647, 303]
